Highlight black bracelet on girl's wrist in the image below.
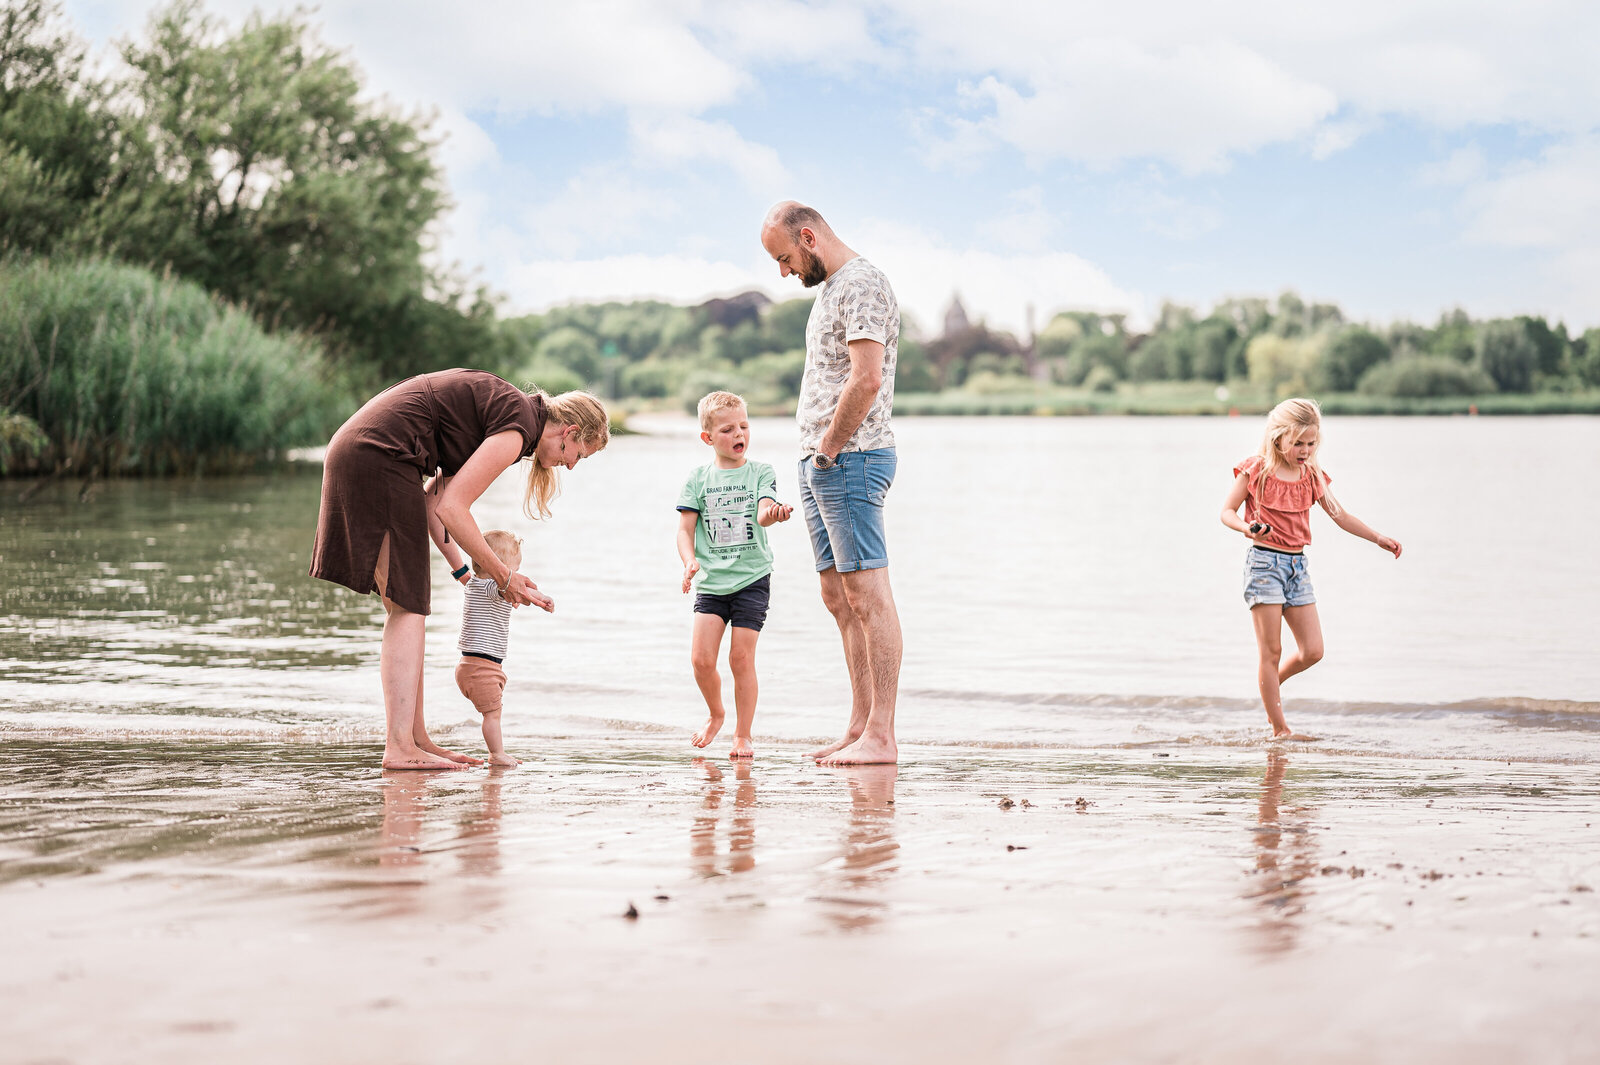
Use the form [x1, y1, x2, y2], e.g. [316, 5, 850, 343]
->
[451, 564, 470, 580]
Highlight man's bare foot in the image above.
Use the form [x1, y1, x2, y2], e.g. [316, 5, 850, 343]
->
[488, 752, 521, 767]
[693, 712, 725, 749]
[382, 745, 466, 771]
[818, 733, 897, 765]
[729, 736, 754, 759]
[809, 732, 861, 760]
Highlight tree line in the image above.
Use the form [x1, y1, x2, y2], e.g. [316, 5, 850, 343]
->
[4, 0, 1596, 478]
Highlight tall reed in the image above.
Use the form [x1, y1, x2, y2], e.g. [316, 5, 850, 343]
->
[0, 257, 347, 475]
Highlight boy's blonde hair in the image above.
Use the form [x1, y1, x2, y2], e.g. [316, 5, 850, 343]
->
[523, 390, 611, 521]
[1256, 397, 1342, 517]
[697, 390, 747, 431]
[477, 530, 523, 576]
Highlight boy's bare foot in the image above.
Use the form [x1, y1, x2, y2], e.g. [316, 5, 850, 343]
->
[818, 733, 897, 765]
[693, 712, 725, 749]
[488, 752, 521, 767]
[729, 736, 754, 759]
[382, 744, 467, 771]
[809, 732, 861, 760]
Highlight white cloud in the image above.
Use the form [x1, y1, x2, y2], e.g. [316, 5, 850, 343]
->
[502, 253, 767, 314]
[856, 220, 1142, 335]
[965, 41, 1339, 173]
[627, 114, 789, 192]
[974, 186, 1059, 253]
[1417, 144, 1486, 187]
[1460, 136, 1600, 319]
[519, 170, 682, 259]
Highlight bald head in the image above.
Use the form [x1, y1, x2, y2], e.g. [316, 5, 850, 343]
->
[760, 200, 853, 288]
[762, 200, 831, 243]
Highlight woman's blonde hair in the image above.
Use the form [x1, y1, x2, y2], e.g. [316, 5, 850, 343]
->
[1256, 397, 1341, 517]
[523, 390, 610, 520]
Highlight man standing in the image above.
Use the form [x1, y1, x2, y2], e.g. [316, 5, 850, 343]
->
[759, 201, 902, 765]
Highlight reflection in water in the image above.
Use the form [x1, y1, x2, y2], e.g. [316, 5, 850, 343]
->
[1244, 751, 1318, 953]
[375, 769, 508, 917]
[816, 765, 899, 931]
[689, 758, 757, 877]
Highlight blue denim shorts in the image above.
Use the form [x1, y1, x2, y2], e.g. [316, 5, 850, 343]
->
[1244, 546, 1316, 608]
[798, 448, 896, 573]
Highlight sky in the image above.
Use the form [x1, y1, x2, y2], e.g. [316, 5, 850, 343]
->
[61, 0, 1600, 336]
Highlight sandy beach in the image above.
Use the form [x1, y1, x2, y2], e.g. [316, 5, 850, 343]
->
[4, 731, 1597, 1064]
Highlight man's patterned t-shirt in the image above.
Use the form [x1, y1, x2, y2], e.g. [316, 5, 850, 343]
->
[797, 257, 899, 454]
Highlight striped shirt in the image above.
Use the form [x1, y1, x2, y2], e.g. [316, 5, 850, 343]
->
[458, 575, 511, 659]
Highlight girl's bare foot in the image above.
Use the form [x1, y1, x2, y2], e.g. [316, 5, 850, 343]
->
[693, 712, 725, 748]
[729, 736, 754, 759]
[818, 733, 897, 766]
[382, 744, 466, 771]
[809, 732, 861, 760]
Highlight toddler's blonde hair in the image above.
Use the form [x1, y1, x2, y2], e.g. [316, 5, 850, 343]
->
[1256, 397, 1342, 517]
[697, 390, 747, 431]
[476, 530, 523, 576]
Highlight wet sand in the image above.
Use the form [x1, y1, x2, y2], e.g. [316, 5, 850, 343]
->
[3, 733, 1597, 1063]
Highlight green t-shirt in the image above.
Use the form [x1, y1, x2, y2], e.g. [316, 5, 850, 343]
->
[677, 460, 778, 595]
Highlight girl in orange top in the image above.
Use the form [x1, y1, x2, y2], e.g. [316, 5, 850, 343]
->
[1220, 398, 1402, 739]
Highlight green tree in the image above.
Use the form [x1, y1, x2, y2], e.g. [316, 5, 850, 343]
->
[534, 326, 602, 383]
[1475, 320, 1538, 393]
[1322, 326, 1392, 391]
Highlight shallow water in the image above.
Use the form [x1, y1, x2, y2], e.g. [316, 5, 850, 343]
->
[2, 415, 1596, 764]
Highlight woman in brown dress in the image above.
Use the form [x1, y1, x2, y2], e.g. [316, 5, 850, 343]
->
[311, 369, 610, 770]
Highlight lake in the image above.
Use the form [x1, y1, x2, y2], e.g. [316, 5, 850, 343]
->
[3, 413, 1596, 765]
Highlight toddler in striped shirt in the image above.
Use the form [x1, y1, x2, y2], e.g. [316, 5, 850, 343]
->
[454, 529, 551, 766]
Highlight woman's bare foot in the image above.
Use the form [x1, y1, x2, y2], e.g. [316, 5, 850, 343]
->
[693, 711, 725, 748]
[818, 733, 897, 766]
[729, 736, 754, 759]
[416, 736, 483, 765]
[382, 743, 467, 771]
[809, 732, 861, 760]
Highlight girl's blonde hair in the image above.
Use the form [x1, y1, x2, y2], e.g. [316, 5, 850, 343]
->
[523, 390, 610, 520]
[1256, 397, 1342, 517]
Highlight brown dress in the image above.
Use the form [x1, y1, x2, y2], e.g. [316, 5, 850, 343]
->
[310, 369, 547, 616]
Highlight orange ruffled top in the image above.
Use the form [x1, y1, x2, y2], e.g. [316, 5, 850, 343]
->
[1234, 455, 1331, 551]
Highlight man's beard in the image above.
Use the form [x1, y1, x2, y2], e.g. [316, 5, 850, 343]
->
[797, 245, 827, 287]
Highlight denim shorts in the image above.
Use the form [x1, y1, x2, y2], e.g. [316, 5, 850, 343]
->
[1243, 546, 1316, 608]
[798, 448, 896, 573]
[693, 574, 771, 631]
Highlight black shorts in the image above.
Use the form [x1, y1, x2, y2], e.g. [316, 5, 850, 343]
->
[693, 574, 771, 631]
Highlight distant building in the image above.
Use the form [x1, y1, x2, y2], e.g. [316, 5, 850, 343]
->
[943, 295, 970, 339]
[699, 291, 772, 330]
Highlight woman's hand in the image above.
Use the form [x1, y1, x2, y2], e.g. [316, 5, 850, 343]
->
[500, 571, 556, 612]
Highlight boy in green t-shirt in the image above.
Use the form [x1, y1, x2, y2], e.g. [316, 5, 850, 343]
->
[677, 391, 793, 759]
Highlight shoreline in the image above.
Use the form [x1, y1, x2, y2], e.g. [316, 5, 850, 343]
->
[3, 734, 1596, 1062]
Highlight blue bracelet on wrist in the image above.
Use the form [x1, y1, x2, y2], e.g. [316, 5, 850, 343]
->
[451, 564, 470, 580]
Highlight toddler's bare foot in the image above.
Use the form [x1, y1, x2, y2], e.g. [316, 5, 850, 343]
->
[809, 732, 861, 760]
[818, 733, 897, 766]
[382, 744, 466, 771]
[729, 736, 754, 759]
[1271, 729, 1317, 742]
[488, 752, 521, 767]
[693, 712, 725, 749]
